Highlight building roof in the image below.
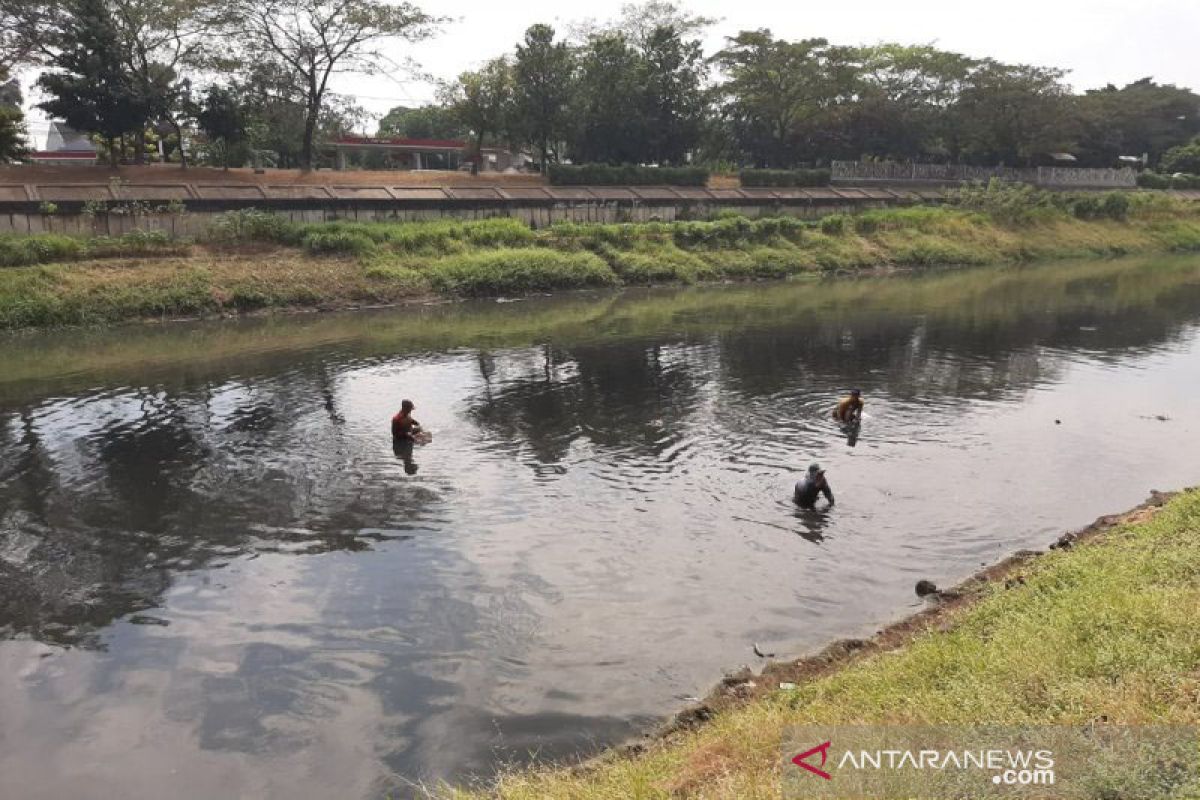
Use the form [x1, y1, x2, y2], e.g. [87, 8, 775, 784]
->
[42, 121, 96, 154]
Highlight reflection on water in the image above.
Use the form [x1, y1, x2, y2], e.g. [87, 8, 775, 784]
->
[2, 257, 1200, 797]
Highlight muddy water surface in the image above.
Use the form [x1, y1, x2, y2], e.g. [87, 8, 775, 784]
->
[2, 257, 1200, 798]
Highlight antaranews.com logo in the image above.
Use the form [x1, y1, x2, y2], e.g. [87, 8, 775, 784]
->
[792, 739, 1054, 785]
[782, 724, 1197, 799]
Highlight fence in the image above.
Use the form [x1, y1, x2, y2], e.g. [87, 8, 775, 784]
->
[831, 161, 1137, 189]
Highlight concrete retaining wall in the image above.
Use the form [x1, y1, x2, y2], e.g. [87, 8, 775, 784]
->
[0, 184, 945, 237]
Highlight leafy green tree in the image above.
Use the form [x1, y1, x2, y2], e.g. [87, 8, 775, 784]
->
[844, 44, 977, 161]
[196, 85, 248, 168]
[711, 30, 844, 167]
[0, 66, 28, 162]
[377, 104, 465, 140]
[36, 0, 148, 167]
[445, 56, 514, 156]
[1160, 137, 1200, 174]
[226, 0, 442, 170]
[0, 106, 28, 162]
[1075, 79, 1200, 167]
[950, 61, 1075, 166]
[571, 32, 643, 164]
[636, 24, 707, 164]
[512, 23, 574, 171]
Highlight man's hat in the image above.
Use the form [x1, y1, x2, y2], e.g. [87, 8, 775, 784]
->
[808, 462, 824, 474]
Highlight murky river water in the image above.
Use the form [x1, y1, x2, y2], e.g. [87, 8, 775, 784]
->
[2, 256, 1200, 798]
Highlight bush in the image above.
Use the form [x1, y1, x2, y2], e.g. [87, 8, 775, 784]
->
[207, 209, 298, 244]
[1159, 137, 1200, 175]
[739, 168, 832, 188]
[425, 249, 619, 295]
[302, 230, 377, 256]
[819, 214, 848, 235]
[0, 234, 82, 266]
[548, 164, 709, 186]
[86, 229, 185, 258]
[1137, 172, 1171, 189]
[1136, 172, 1200, 190]
[946, 180, 1058, 225]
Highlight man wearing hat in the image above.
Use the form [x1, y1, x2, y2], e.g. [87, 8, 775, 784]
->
[794, 463, 835, 509]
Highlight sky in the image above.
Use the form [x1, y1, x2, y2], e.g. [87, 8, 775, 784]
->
[19, 0, 1200, 139]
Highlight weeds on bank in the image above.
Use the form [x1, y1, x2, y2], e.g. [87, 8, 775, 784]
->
[0, 229, 186, 267]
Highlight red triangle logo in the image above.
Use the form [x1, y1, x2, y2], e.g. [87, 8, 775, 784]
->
[792, 740, 833, 780]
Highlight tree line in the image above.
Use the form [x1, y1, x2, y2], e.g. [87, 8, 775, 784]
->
[3, 0, 1200, 173]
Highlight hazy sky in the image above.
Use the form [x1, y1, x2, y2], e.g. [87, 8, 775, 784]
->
[20, 0, 1200, 135]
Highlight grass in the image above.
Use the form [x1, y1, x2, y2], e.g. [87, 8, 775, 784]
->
[0, 229, 187, 267]
[4, 194, 1200, 328]
[445, 489, 1200, 799]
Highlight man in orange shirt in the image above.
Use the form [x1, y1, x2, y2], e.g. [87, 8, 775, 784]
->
[832, 389, 864, 425]
[391, 399, 422, 441]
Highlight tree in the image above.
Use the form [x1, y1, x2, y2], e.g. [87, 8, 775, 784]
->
[951, 61, 1075, 166]
[446, 56, 514, 156]
[1160, 137, 1200, 174]
[227, 0, 442, 170]
[1075, 79, 1200, 167]
[843, 44, 976, 161]
[512, 24, 574, 172]
[377, 104, 465, 139]
[196, 85, 248, 168]
[6, 0, 229, 166]
[637, 24, 707, 164]
[36, 0, 148, 167]
[571, 32, 643, 164]
[711, 30, 844, 167]
[0, 66, 28, 162]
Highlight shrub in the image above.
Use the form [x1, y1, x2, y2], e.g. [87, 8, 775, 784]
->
[86, 229, 184, 258]
[1136, 172, 1200, 190]
[599, 242, 714, 284]
[1160, 137, 1200, 175]
[207, 209, 298, 244]
[548, 164, 709, 186]
[819, 214, 848, 235]
[425, 249, 619, 295]
[0, 234, 83, 266]
[1137, 172, 1170, 189]
[739, 168, 832, 188]
[302, 230, 376, 256]
[946, 180, 1058, 225]
[460, 217, 535, 247]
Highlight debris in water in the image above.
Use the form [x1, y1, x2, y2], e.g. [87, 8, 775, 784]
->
[915, 579, 938, 597]
[1055, 419, 1062, 424]
[753, 643, 775, 659]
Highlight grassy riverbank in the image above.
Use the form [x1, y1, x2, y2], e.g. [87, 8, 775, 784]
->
[3, 190, 1200, 328]
[448, 489, 1200, 799]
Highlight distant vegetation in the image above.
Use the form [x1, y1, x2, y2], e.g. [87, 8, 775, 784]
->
[548, 165, 709, 186]
[739, 169, 832, 188]
[4, 2, 1200, 174]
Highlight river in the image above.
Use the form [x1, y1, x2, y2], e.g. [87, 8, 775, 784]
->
[2, 256, 1199, 798]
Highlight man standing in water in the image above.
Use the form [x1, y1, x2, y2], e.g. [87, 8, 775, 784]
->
[391, 399, 422, 441]
[832, 388, 864, 425]
[794, 463, 835, 509]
